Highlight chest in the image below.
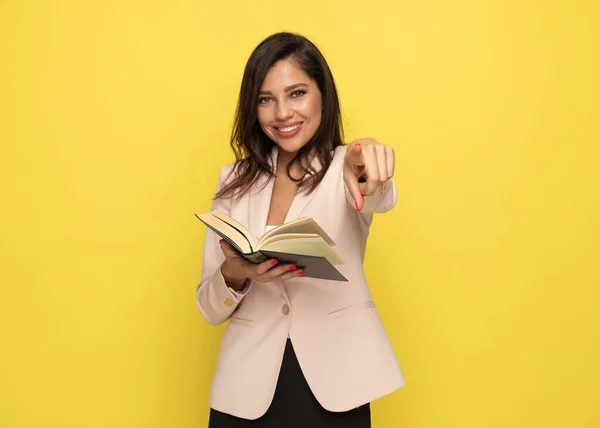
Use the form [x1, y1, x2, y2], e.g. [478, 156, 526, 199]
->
[266, 174, 299, 226]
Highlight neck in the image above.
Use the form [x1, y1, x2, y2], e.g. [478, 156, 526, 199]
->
[277, 148, 296, 169]
[276, 147, 314, 180]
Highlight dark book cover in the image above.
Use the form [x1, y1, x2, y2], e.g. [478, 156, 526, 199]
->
[257, 250, 348, 282]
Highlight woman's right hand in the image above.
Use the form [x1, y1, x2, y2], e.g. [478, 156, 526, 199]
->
[218, 240, 304, 291]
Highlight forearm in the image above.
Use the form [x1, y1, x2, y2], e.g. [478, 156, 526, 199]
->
[195, 164, 251, 324]
[221, 260, 250, 291]
[196, 265, 250, 325]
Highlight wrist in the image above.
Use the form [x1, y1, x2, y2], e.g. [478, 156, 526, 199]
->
[221, 261, 248, 291]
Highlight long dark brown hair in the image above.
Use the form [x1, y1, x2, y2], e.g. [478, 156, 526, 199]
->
[215, 32, 344, 201]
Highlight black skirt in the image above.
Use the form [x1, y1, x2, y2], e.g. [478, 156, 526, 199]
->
[208, 339, 371, 428]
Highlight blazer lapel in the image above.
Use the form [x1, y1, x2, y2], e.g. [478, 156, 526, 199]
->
[246, 147, 323, 240]
[283, 152, 323, 224]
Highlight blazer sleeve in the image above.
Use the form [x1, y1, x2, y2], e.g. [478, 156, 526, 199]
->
[196, 165, 251, 326]
[344, 178, 398, 215]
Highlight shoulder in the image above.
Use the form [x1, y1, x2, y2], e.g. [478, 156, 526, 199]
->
[327, 145, 348, 169]
[218, 164, 234, 181]
[216, 162, 239, 187]
[334, 144, 348, 158]
[311, 145, 347, 178]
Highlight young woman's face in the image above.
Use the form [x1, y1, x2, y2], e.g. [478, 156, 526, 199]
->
[257, 59, 322, 154]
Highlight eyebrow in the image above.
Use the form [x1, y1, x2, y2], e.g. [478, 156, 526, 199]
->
[259, 83, 309, 96]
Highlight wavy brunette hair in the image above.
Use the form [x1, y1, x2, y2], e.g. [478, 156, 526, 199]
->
[215, 32, 344, 201]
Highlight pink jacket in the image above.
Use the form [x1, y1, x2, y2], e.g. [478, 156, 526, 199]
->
[197, 145, 406, 420]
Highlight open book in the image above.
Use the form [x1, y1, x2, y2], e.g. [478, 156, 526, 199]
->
[195, 211, 347, 281]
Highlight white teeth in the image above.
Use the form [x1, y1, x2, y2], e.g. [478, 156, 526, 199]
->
[278, 123, 301, 132]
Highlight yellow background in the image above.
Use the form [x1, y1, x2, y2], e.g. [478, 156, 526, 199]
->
[1, 0, 598, 427]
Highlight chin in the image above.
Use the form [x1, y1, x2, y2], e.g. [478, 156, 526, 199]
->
[277, 141, 308, 154]
[271, 135, 311, 154]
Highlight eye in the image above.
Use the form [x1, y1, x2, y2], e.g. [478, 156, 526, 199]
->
[258, 96, 272, 105]
[291, 90, 307, 98]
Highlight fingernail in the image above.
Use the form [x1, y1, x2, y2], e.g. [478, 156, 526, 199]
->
[298, 271, 305, 277]
[356, 202, 361, 212]
[271, 260, 278, 266]
[288, 265, 296, 270]
[361, 193, 366, 197]
[356, 143, 361, 148]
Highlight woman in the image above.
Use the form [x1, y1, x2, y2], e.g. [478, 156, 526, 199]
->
[197, 32, 405, 428]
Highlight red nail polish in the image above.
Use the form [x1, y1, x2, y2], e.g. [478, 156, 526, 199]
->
[356, 202, 361, 212]
[361, 193, 366, 197]
[271, 260, 277, 265]
[289, 265, 296, 270]
[356, 143, 361, 148]
[298, 271, 305, 277]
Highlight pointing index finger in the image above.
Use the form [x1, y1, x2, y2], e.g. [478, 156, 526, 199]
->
[348, 142, 365, 167]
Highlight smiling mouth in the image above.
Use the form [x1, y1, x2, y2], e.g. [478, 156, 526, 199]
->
[275, 122, 303, 132]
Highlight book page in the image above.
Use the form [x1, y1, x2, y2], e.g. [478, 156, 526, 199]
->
[260, 235, 344, 265]
[195, 213, 253, 254]
[257, 217, 336, 247]
[210, 211, 257, 249]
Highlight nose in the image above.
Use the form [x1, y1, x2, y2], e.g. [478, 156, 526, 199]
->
[274, 100, 293, 121]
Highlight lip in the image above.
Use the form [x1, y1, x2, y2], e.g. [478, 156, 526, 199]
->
[272, 121, 303, 138]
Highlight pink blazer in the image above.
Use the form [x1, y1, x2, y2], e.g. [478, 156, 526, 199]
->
[197, 145, 406, 420]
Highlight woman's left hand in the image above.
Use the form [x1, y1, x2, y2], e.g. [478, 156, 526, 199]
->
[343, 138, 395, 211]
